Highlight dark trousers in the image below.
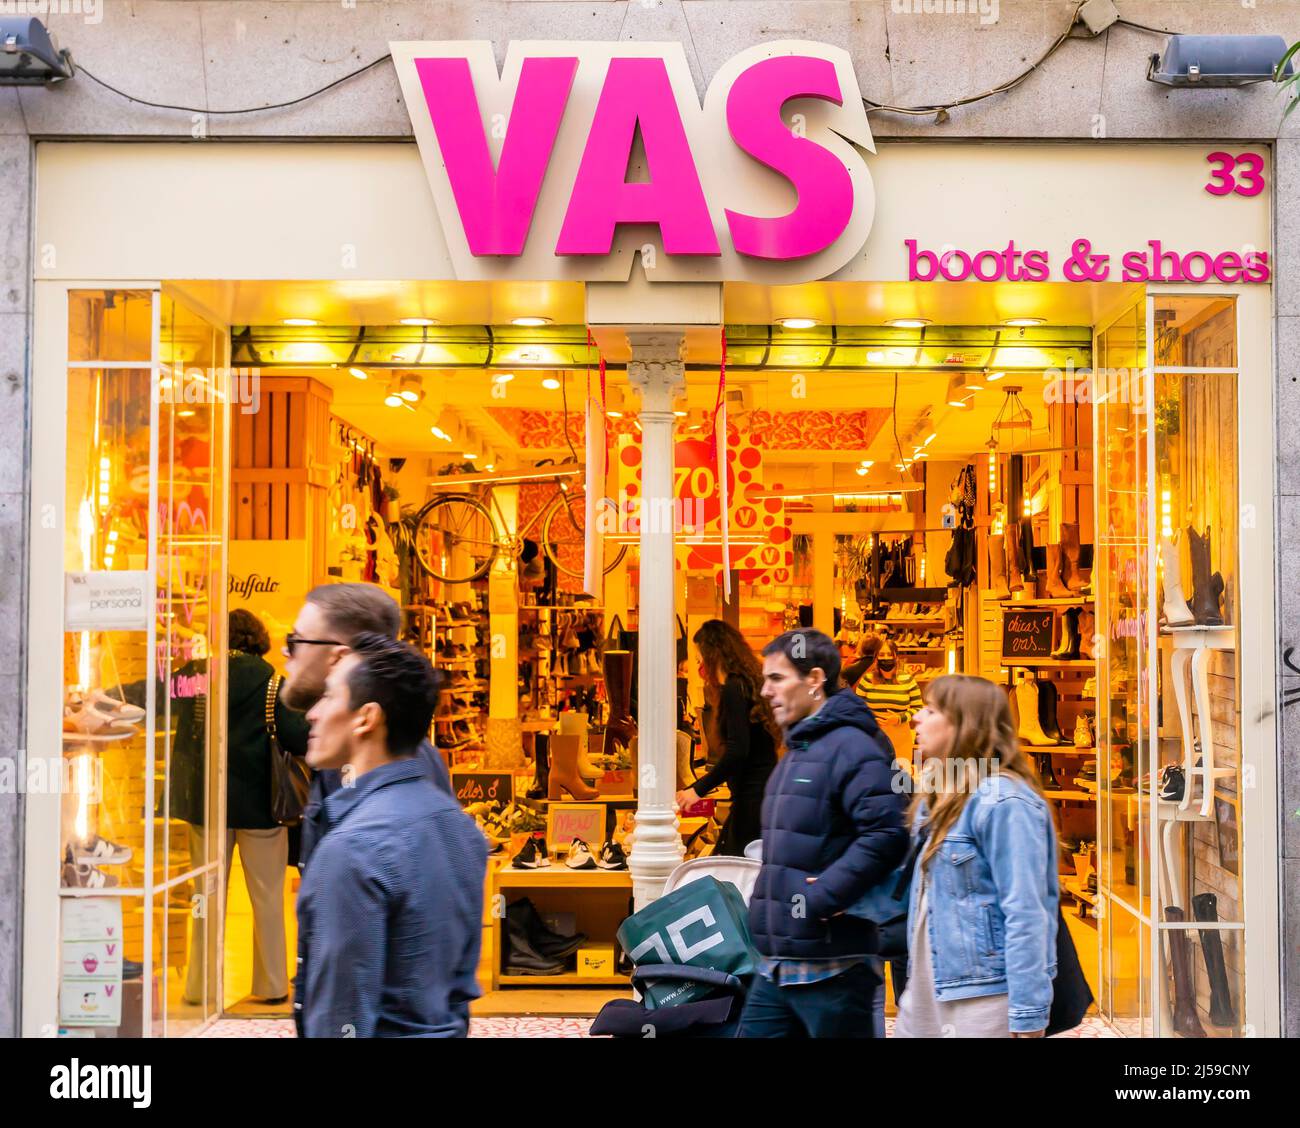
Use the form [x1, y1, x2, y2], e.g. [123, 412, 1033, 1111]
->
[737, 961, 880, 1038]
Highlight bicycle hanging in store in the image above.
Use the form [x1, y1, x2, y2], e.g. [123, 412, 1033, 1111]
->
[410, 460, 627, 584]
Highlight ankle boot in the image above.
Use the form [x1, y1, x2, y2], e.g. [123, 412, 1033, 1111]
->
[1016, 676, 1057, 746]
[527, 734, 551, 800]
[1160, 533, 1196, 627]
[504, 908, 566, 975]
[1051, 607, 1081, 660]
[1036, 751, 1062, 789]
[1006, 530, 1025, 593]
[1077, 608, 1096, 660]
[1073, 712, 1094, 748]
[548, 734, 599, 800]
[1037, 678, 1064, 743]
[1192, 893, 1236, 1027]
[1060, 522, 1085, 593]
[988, 534, 1011, 600]
[1187, 526, 1224, 626]
[1164, 906, 1207, 1037]
[1044, 543, 1071, 598]
[602, 649, 638, 761]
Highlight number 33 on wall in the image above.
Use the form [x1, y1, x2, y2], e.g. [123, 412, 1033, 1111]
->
[1205, 151, 1265, 197]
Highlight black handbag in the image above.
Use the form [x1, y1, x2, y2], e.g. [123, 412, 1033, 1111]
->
[266, 674, 311, 826]
[1046, 905, 1094, 1035]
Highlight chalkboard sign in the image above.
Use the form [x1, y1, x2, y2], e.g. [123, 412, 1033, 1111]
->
[1002, 608, 1055, 659]
[452, 771, 513, 808]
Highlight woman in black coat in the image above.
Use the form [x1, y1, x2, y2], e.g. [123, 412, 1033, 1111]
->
[674, 619, 780, 856]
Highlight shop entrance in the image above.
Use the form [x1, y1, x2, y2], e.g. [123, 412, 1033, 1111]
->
[33, 272, 1274, 1036]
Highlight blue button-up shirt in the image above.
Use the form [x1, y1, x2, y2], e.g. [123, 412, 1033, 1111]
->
[294, 756, 487, 1038]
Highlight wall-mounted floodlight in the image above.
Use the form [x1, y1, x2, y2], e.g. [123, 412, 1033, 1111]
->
[0, 18, 74, 85]
[1148, 34, 1293, 87]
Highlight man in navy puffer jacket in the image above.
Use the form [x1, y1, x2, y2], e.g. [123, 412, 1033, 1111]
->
[739, 628, 909, 1037]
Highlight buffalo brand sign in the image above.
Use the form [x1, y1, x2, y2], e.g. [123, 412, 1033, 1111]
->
[391, 40, 875, 283]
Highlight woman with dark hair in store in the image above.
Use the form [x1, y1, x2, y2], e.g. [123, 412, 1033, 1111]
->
[893, 674, 1058, 1039]
[172, 608, 309, 1006]
[674, 619, 780, 856]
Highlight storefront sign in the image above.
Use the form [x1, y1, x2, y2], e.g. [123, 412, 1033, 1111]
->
[64, 571, 150, 632]
[1002, 608, 1055, 659]
[546, 802, 605, 855]
[59, 898, 124, 1028]
[391, 40, 875, 284]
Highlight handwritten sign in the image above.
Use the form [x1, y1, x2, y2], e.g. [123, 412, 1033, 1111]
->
[452, 771, 513, 808]
[547, 803, 605, 855]
[1002, 608, 1055, 659]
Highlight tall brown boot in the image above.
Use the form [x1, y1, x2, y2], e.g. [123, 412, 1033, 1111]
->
[1060, 522, 1085, 593]
[1044, 543, 1071, 598]
[1164, 906, 1207, 1038]
[602, 649, 638, 761]
[548, 734, 599, 800]
[988, 534, 1010, 600]
[1006, 529, 1025, 593]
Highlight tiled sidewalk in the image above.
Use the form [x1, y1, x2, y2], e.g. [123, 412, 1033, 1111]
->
[199, 1015, 1118, 1038]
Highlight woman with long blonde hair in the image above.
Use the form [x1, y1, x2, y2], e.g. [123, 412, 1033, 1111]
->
[893, 674, 1059, 1039]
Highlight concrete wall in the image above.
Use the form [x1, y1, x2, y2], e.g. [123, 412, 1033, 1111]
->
[4, 0, 1300, 1036]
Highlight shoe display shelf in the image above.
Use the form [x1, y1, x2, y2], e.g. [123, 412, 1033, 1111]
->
[491, 863, 632, 988]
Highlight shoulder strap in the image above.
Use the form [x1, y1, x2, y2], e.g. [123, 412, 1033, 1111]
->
[265, 674, 281, 741]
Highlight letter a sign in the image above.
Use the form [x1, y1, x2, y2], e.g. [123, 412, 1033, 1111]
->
[390, 40, 876, 284]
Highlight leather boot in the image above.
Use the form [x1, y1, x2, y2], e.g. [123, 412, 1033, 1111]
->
[1187, 526, 1225, 626]
[1019, 517, 1037, 584]
[1037, 752, 1062, 790]
[1060, 522, 1085, 593]
[1016, 676, 1056, 746]
[988, 534, 1010, 599]
[548, 734, 599, 800]
[1164, 906, 1207, 1037]
[504, 906, 566, 975]
[1192, 893, 1236, 1027]
[1078, 607, 1097, 660]
[1051, 607, 1081, 660]
[1037, 677, 1064, 743]
[1006, 529, 1025, 593]
[602, 649, 638, 761]
[1044, 543, 1071, 598]
[526, 734, 550, 800]
[1160, 533, 1196, 627]
[508, 897, 586, 960]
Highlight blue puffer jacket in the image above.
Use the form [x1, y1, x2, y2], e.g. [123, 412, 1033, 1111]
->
[748, 689, 909, 959]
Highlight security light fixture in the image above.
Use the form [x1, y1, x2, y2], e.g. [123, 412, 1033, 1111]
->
[398, 373, 423, 402]
[946, 375, 975, 408]
[0, 19, 74, 85]
[1148, 34, 1293, 87]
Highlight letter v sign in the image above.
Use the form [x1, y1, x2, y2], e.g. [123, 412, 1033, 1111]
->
[412, 55, 578, 255]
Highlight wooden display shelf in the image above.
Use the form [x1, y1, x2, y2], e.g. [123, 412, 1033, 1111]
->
[1043, 789, 1095, 802]
[986, 594, 1094, 606]
[862, 618, 947, 627]
[498, 972, 628, 986]
[1022, 744, 1096, 754]
[1063, 878, 1097, 906]
[1002, 659, 1095, 669]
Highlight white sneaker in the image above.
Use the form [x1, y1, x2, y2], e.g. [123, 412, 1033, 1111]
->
[564, 838, 597, 870]
[73, 835, 133, 866]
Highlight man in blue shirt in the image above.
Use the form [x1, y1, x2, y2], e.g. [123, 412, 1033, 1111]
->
[294, 632, 487, 1037]
[279, 582, 452, 870]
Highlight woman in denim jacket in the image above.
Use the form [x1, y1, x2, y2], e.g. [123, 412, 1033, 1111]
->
[894, 675, 1058, 1038]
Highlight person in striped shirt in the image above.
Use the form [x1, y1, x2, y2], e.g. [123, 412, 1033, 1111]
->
[852, 639, 923, 725]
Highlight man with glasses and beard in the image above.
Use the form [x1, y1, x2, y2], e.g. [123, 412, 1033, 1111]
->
[281, 583, 452, 871]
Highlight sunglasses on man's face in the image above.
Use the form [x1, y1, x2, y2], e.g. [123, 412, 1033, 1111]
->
[285, 633, 342, 657]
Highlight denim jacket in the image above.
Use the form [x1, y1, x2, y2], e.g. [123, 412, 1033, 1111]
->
[909, 772, 1058, 1033]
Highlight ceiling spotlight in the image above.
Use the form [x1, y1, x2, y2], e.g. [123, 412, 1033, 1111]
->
[542, 377, 561, 390]
[282, 317, 319, 327]
[349, 367, 368, 380]
[400, 317, 437, 326]
[606, 410, 623, 419]
[492, 372, 515, 384]
[484, 463, 496, 471]
[987, 370, 1006, 382]
[855, 465, 870, 477]
[398, 374, 423, 402]
[430, 426, 452, 442]
[887, 318, 930, 329]
[1002, 317, 1045, 327]
[673, 410, 688, 417]
[777, 317, 819, 329]
[462, 451, 477, 461]
[867, 351, 886, 363]
[946, 375, 975, 408]
[512, 316, 552, 327]
[385, 391, 404, 408]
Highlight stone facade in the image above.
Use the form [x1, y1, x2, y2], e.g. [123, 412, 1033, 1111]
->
[4, 0, 1300, 1036]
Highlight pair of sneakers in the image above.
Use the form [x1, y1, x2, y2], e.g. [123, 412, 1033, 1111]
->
[564, 838, 627, 871]
[61, 836, 133, 889]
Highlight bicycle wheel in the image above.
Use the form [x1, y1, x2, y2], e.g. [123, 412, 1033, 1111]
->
[412, 494, 499, 583]
[540, 491, 627, 579]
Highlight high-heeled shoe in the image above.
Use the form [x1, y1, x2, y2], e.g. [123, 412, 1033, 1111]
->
[1050, 607, 1082, 660]
[1160, 533, 1196, 627]
[1037, 678, 1065, 743]
[1015, 676, 1057, 747]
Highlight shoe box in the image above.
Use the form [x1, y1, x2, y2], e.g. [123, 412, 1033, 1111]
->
[576, 943, 616, 977]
